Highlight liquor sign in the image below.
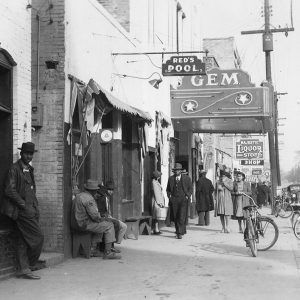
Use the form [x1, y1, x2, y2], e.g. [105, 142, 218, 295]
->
[241, 160, 264, 166]
[162, 56, 206, 76]
[236, 139, 264, 160]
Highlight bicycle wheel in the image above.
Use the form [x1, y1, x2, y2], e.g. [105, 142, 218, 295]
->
[247, 219, 257, 257]
[292, 211, 300, 229]
[294, 218, 300, 240]
[278, 203, 293, 218]
[257, 216, 279, 251]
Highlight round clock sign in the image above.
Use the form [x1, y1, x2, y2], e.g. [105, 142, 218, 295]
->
[100, 129, 113, 143]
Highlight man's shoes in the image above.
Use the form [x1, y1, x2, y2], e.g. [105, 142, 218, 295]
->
[111, 247, 121, 253]
[17, 272, 41, 280]
[103, 251, 121, 260]
[153, 231, 162, 235]
[176, 234, 182, 239]
[29, 260, 46, 271]
[91, 250, 103, 257]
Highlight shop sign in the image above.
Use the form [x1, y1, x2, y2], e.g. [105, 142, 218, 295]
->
[171, 68, 270, 119]
[241, 160, 264, 166]
[252, 169, 263, 175]
[162, 56, 206, 76]
[236, 139, 264, 160]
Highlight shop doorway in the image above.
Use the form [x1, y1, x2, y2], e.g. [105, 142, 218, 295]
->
[0, 63, 13, 228]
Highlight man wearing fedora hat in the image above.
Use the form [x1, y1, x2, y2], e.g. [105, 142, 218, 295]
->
[72, 179, 121, 259]
[195, 169, 214, 226]
[166, 162, 193, 239]
[95, 180, 127, 251]
[1, 142, 44, 279]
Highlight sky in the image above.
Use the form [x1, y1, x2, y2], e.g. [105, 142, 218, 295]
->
[198, 0, 300, 173]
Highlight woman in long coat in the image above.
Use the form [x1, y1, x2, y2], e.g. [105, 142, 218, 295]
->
[215, 170, 233, 233]
[195, 170, 214, 226]
[152, 170, 166, 234]
[232, 171, 252, 233]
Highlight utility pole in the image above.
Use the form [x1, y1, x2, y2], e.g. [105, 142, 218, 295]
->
[241, 0, 294, 209]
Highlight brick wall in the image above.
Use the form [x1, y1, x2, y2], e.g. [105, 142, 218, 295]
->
[0, 0, 32, 158]
[0, 0, 32, 279]
[0, 230, 17, 280]
[97, 0, 129, 31]
[31, 0, 65, 252]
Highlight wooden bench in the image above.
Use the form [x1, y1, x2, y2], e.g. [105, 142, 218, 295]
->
[72, 231, 104, 258]
[125, 216, 152, 240]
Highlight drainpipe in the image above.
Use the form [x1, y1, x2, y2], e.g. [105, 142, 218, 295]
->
[176, 2, 182, 53]
[35, 14, 40, 105]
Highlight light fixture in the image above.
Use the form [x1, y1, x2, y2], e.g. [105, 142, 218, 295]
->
[113, 72, 163, 89]
[148, 77, 162, 89]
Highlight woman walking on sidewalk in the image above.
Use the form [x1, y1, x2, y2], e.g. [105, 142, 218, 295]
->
[215, 170, 233, 233]
[151, 170, 166, 234]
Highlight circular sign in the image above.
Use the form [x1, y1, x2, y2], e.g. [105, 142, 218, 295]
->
[100, 129, 113, 143]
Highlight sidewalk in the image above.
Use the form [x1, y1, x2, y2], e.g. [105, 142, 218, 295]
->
[0, 207, 299, 300]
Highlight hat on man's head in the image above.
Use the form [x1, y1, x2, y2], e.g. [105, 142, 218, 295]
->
[84, 179, 100, 191]
[172, 162, 183, 171]
[152, 170, 162, 179]
[235, 170, 245, 178]
[18, 142, 37, 153]
[105, 180, 114, 191]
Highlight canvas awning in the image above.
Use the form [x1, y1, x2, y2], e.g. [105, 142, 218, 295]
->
[87, 79, 153, 124]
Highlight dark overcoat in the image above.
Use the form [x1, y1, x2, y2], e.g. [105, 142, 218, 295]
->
[195, 177, 214, 212]
[1, 159, 37, 220]
[256, 184, 270, 206]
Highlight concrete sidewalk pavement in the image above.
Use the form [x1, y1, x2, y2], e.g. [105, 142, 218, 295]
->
[0, 207, 300, 300]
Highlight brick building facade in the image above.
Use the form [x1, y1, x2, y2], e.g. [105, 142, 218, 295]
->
[0, 0, 32, 279]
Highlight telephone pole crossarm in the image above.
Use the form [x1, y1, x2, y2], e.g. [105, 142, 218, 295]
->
[241, 27, 294, 35]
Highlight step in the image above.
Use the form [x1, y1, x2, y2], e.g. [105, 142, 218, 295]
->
[40, 252, 64, 268]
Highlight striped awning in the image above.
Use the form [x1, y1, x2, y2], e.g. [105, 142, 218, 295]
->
[87, 79, 153, 124]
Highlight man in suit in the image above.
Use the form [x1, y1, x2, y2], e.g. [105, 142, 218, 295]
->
[166, 163, 193, 239]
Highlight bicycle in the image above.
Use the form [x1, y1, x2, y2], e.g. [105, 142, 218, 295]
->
[274, 196, 293, 218]
[293, 213, 300, 240]
[242, 193, 279, 257]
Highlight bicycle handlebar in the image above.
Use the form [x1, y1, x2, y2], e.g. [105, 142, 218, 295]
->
[240, 192, 258, 208]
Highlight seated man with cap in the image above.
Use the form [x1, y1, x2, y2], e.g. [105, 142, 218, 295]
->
[95, 181, 127, 252]
[71, 179, 121, 259]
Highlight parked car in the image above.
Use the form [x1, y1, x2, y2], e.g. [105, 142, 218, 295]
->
[286, 184, 300, 213]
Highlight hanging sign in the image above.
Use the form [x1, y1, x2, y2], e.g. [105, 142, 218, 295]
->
[241, 160, 264, 166]
[162, 56, 206, 76]
[236, 139, 264, 160]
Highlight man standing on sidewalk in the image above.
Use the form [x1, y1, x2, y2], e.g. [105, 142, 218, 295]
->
[167, 163, 193, 239]
[195, 169, 214, 226]
[1, 142, 44, 280]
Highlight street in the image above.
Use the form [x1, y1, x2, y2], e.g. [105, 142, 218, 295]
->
[0, 207, 300, 300]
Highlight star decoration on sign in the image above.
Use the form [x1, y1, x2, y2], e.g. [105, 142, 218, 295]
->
[185, 101, 196, 111]
[235, 92, 252, 105]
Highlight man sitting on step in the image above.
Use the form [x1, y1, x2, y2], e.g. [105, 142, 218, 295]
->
[72, 179, 121, 259]
[95, 181, 127, 253]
